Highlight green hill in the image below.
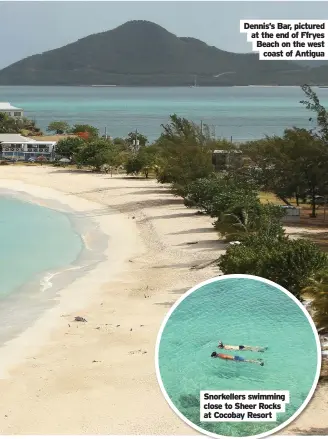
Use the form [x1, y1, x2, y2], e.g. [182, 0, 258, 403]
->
[0, 20, 324, 86]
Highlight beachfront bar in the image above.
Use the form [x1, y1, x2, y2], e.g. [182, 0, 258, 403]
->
[0, 134, 56, 161]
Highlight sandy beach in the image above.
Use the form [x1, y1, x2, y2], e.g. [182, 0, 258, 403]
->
[0, 165, 326, 435]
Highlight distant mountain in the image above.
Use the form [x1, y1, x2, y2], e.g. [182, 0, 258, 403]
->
[0, 20, 326, 86]
[295, 60, 328, 67]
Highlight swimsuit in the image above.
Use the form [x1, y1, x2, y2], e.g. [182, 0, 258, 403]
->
[234, 355, 245, 362]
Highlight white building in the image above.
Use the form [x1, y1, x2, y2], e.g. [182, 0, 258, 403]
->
[0, 102, 24, 119]
[280, 205, 301, 223]
[0, 134, 56, 161]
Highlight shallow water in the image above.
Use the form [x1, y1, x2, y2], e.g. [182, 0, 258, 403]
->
[0, 195, 82, 299]
[158, 278, 319, 437]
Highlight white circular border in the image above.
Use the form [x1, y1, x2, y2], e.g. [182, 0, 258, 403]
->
[155, 274, 322, 439]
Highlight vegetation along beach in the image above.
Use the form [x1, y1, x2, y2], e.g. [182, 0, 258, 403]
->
[0, 82, 328, 434]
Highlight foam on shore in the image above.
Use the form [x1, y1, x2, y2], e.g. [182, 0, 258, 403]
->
[0, 180, 138, 379]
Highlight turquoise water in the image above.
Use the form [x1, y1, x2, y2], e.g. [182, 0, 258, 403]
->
[0, 196, 83, 299]
[1, 86, 328, 142]
[158, 278, 319, 437]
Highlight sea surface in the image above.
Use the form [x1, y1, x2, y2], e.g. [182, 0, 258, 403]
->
[158, 278, 319, 437]
[1, 86, 328, 142]
[0, 196, 82, 299]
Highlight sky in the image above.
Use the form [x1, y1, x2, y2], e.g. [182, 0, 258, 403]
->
[0, 1, 326, 69]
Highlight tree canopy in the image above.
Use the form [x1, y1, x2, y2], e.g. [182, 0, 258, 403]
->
[55, 137, 86, 160]
[75, 139, 122, 171]
[218, 236, 328, 298]
[72, 124, 99, 139]
[47, 121, 70, 135]
[242, 127, 328, 216]
[0, 112, 42, 136]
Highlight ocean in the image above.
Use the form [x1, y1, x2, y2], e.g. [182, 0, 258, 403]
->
[157, 277, 319, 437]
[1, 86, 328, 142]
[0, 195, 82, 300]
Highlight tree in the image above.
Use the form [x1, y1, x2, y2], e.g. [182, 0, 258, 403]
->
[184, 173, 257, 216]
[300, 84, 328, 143]
[301, 271, 328, 333]
[214, 200, 285, 242]
[72, 124, 99, 138]
[55, 137, 86, 160]
[154, 115, 218, 195]
[0, 112, 43, 135]
[20, 117, 42, 136]
[159, 114, 208, 146]
[127, 131, 148, 147]
[75, 139, 120, 171]
[184, 173, 285, 240]
[184, 174, 224, 213]
[124, 145, 157, 178]
[0, 112, 18, 133]
[113, 137, 128, 148]
[138, 145, 158, 177]
[47, 121, 70, 135]
[154, 115, 236, 195]
[218, 236, 328, 298]
[243, 128, 328, 217]
[125, 156, 144, 176]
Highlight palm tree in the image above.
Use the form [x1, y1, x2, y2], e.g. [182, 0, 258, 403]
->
[301, 271, 328, 334]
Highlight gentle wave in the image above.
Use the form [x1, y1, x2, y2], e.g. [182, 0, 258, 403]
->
[40, 265, 86, 292]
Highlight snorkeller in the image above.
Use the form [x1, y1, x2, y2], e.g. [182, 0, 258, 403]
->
[211, 352, 264, 366]
[217, 342, 267, 353]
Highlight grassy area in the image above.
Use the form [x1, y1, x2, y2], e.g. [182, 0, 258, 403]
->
[259, 192, 282, 205]
[259, 191, 328, 251]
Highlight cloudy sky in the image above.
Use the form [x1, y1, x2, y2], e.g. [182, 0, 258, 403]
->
[0, 1, 325, 69]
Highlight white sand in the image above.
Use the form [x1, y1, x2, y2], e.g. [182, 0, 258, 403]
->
[0, 166, 326, 435]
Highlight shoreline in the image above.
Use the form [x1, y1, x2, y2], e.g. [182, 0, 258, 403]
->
[0, 166, 326, 434]
[0, 178, 141, 380]
[0, 187, 108, 357]
[1, 85, 327, 88]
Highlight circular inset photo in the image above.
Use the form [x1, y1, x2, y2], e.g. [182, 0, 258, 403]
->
[155, 275, 321, 439]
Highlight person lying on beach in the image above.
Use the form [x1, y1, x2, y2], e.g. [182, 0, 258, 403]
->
[218, 340, 267, 352]
[211, 351, 264, 366]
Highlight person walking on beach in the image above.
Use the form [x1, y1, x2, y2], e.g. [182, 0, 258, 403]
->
[211, 352, 264, 366]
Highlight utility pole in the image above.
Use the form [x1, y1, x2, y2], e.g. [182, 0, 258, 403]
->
[132, 129, 139, 153]
[200, 120, 204, 145]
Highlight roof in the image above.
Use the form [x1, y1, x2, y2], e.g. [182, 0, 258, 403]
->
[0, 134, 56, 145]
[213, 149, 242, 154]
[0, 102, 23, 111]
[0, 134, 33, 142]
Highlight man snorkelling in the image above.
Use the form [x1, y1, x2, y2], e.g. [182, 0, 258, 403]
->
[211, 351, 264, 366]
[217, 341, 267, 353]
